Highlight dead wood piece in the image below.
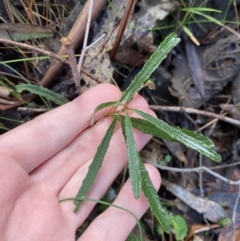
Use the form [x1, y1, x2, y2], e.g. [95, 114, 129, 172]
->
[110, 0, 138, 60]
[40, 0, 107, 87]
[162, 179, 228, 222]
[220, 104, 240, 121]
[0, 37, 70, 65]
[60, 37, 81, 94]
[149, 105, 240, 128]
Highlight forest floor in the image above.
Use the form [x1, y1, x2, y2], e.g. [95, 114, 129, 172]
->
[0, 0, 240, 240]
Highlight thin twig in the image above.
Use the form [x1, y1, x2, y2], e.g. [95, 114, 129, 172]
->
[61, 37, 81, 94]
[210, 161, 240, 170]
[17, 107, 47, 113]
[149, 105, 240, 128]
[40, 0, 107, 87]
[0, 37, 70, 65]
[77, 0, 94, 76]
[0, 97, 21, 105]
[86, 33, 106, 50]
[0, 37, 102, 86]
[109, 0, 138, 60]
[145, 161, 240, 186]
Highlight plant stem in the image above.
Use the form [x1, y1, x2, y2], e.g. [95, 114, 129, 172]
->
[61, 37, 81, 94]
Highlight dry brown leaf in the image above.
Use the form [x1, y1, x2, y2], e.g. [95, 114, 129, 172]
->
[123, 0, 179, 53]
[162, 179, 229, 222]
[140, 140, 163, 165]
[171, 34, 240, 108]
[186, 224, 220, 241]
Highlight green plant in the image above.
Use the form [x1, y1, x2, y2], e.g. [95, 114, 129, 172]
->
[16, 83, 69, 106]
[71, 32, 221, 233]
[156, 214, 188, 241]
[153, 0, 240, 44]
[158, 154, 172, 166]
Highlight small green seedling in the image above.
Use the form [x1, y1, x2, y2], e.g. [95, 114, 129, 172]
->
[72, 32, 221, 233]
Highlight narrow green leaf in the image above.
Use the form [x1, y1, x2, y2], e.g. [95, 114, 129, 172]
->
[90, 101, 123, 126]
[181, 7, 221, 13]
[139, 159, 170, 232]
[177, 127, 214, 147]
[130, 117, 175, 141]
[74, 117, 118, 212]
[121, 112, 141, 199]
[119, 33, 180, 103]
[132, 110, 221, 162]
[94, 101, 123, 114]
[16, 83, 69, 105]
[131, 117, 214, 147]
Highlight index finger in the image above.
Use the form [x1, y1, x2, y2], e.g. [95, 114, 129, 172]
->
[0, 84, 121, 173]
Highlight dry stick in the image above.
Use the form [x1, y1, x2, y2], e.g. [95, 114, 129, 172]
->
[197, 116, 222, 132]
[86, 34, 106, 50]
[109, 0, 138, 60]
[210, 161, 240, 170]
[0, 37, 70, 65]
[17, 107, 47, 113]
[0, 98, 21, 105]
[77, 0, 94, 77]
[147, 162, 240, 186]
[40, 0, 107, 87]
[149, 105, 240, 128]
[0, 37, 102, 85]
[61, 37, 81, 94]
[206, 97, 231, 135]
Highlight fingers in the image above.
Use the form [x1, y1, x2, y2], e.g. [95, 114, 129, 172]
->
[78, 164, 161, 241]
[30, 93, 150, 192]
[58, 106, 156, 228]
[0, 84, 121, 173]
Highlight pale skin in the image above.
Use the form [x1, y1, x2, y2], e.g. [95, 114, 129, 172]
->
[0, 84, 161, 241]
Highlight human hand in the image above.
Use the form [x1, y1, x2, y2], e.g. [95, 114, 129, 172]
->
[0, 83, 161, 241]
